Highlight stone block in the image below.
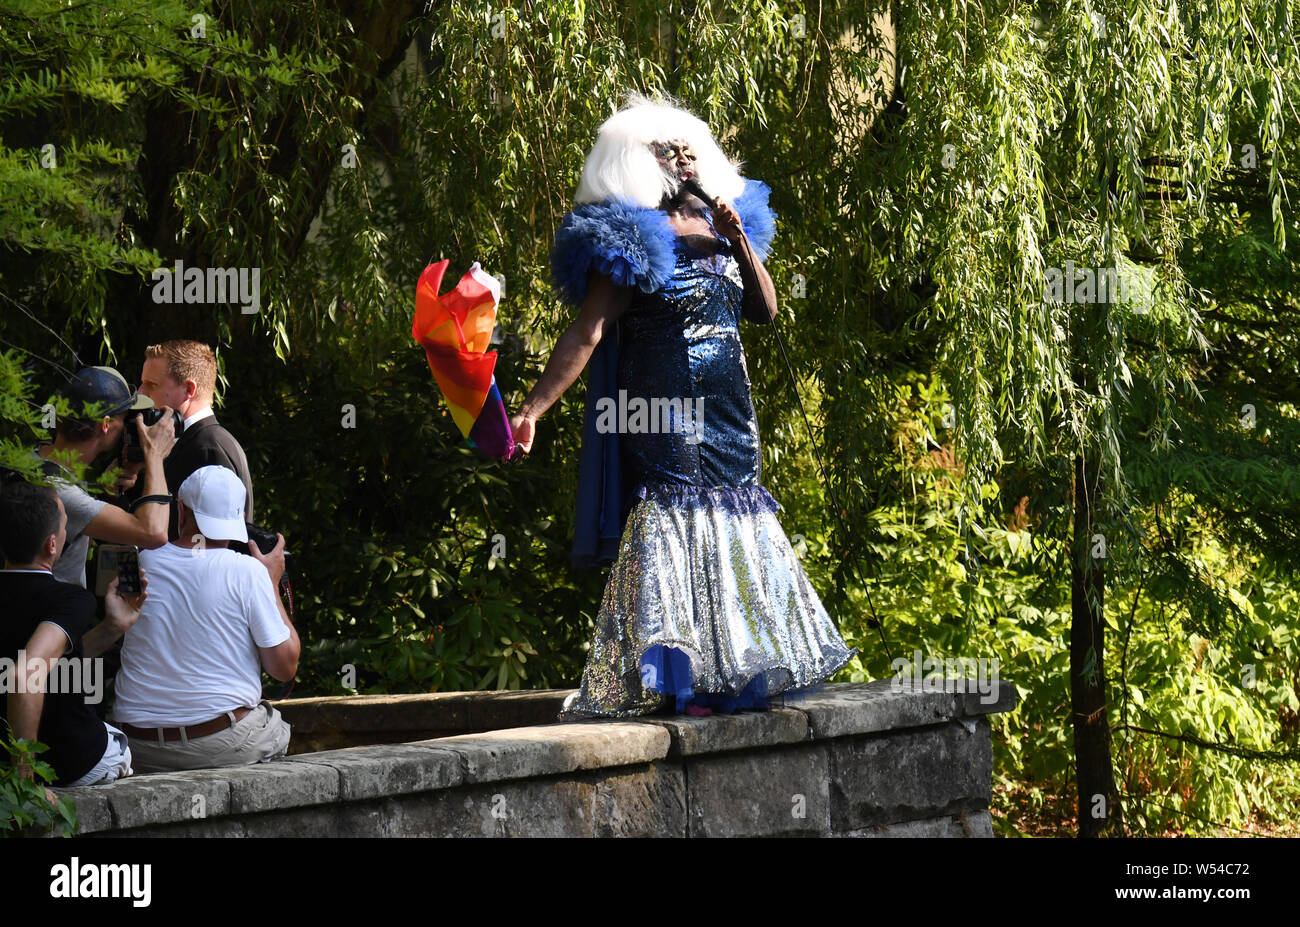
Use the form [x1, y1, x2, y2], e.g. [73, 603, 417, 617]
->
[221, 758, 339, 814]
[373, 761, 686, 837]
[686, 743, 830, 837]
[955, 680, 1018, 717]
[282, 744, 463, 801]
[829, 718, 992, 831]
[100, 771, 231, 830]
[276, 688, 575, 752]
[382, 778, 598, 837]
[837, 809, 994, 837]
[463, 688, 574, 731]
[278, 692, 472, 752]
[115, 817, 249, 838]
[409, 721, 670, 785]
[51, 786, 113, 835]
[634, 708, 808, 757]
[592, 763, 688, 837]
[791, 680, 958, 739]
[335, 799, 402, 838]
[237, 805, 344, 837]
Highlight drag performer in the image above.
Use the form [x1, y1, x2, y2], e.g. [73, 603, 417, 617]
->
[509, 95, 856, 718]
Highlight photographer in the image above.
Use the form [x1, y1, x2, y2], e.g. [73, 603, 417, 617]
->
[136, 340, 254, 536]
[37, 366, 178, 587]
[112, 466, 298, 773]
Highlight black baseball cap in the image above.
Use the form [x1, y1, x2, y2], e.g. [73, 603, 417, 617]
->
[61, 366, 154, 420]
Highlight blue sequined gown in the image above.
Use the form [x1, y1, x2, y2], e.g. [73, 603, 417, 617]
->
[560, 232, 857, 718]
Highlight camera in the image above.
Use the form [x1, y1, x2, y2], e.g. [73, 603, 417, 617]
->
[121, 407, 184, 463]
[230, 525, 294, 622]
[230, 523, 291, 564]
[230, 524, 293, 604]
[243, 523, 281, 554]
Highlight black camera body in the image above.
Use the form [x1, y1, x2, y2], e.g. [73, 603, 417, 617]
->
[244, 522, 280, 554]
[230, 523, 290, 563]
[122, 407, 184, 463]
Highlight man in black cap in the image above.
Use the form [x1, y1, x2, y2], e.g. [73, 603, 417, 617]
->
[38, 366, 178, 587]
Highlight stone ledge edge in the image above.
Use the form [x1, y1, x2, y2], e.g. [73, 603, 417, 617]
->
[54, 679, 1016, 834]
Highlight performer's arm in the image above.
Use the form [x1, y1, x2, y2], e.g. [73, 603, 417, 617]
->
[510, 273, 632, 454]
[712, 198, 778, 324]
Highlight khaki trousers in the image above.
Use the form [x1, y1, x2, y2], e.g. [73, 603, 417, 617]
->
[120, 701, 291, 774]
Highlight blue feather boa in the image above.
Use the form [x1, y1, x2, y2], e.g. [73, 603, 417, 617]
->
[550, 178, 777, 307]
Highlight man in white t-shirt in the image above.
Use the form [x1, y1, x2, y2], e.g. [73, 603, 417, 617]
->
[111, 466, 300, 773]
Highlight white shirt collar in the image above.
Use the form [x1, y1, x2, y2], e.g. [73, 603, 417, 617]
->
[183, 407, 215, 430]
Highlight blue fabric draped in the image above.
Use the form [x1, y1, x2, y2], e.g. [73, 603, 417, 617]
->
[639, 645, 771, 712]
[555, 179, 778, 570]
[570, 328, 626, 568]
[637, 644, 828, 712]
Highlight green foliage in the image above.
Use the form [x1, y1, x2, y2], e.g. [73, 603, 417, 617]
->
[0, 349, 52, 482]
[821, 382, 1300, 835]
[0, 348, 123, 495]
[0, 731, 78, 837]
[232, 335, 601, 695]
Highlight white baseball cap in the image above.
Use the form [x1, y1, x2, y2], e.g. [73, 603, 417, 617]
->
[177, 466, 248, 542]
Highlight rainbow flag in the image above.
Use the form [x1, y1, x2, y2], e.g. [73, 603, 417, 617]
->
[412, 260, 515, 459]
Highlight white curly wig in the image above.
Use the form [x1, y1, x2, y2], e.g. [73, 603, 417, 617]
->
[573, 93, 746, 208]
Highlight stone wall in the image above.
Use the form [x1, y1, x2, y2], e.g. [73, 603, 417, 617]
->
[276, 689, 573, 753]
[54, 680, 1016, 837]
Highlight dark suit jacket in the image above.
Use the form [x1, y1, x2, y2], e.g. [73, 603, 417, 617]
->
[164, 414, 255, 538]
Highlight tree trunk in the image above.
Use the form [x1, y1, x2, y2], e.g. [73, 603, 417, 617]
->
[1071, 450, 1122, 836]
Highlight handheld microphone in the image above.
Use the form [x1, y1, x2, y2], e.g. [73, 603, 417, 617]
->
[680, 177, 714, 207]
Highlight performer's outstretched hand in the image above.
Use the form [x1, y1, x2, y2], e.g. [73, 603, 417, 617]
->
[710, 197, 745, 244]
[509, 412, 535, 457]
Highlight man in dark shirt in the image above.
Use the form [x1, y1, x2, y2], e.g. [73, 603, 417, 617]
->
[1, 481, 145, 786]
[135, 340, 254, 538]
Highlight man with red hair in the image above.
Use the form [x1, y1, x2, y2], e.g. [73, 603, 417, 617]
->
[137, 339, 255, 537]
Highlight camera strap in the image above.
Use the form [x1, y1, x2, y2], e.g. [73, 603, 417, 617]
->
[127, 493, 173, 512]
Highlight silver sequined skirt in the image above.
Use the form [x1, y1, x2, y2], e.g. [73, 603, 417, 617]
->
[558, 484, 858, 719]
